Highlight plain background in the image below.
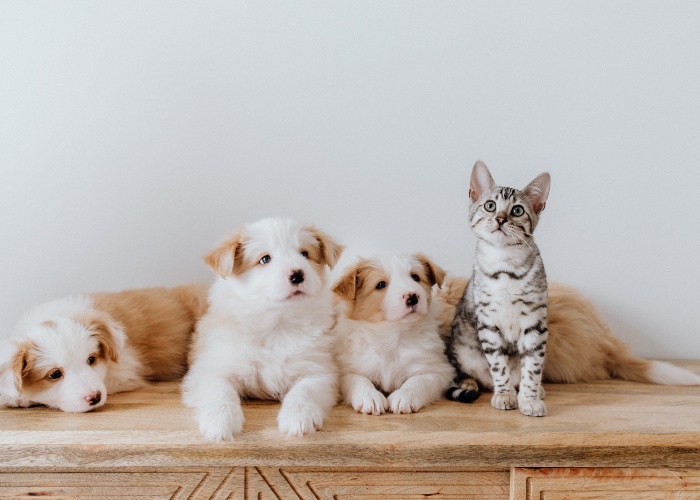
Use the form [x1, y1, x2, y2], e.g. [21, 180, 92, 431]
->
[1, 2, 699, 358]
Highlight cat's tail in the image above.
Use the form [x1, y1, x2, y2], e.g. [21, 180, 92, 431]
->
[609, 350, 700, 385]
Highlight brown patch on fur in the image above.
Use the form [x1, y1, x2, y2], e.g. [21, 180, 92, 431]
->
[75, 314, 121, 363]
[333, 260, 389, 322]
[414, 253, 446, 287]
[204, 232, 249, 278]
[91, 284, 209, 381]
[304, 226, 344, 270]
[11, 341, 36, 391]
[436, 277, 653, 383]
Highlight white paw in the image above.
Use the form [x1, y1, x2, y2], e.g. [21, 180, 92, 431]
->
[518, 397, 547, 417]
[491, 392, 518, 410]
[278, 402, 324, 437]
[387, 389, 423, 414]
[351, 388, 387, 415]
[197, 405, 244, 442]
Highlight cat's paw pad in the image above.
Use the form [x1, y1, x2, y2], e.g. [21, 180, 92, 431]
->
[352, 389, 387, 415]
[278, 403, 324, 437]
[388, 389, 423, 414]
[197, 405, 244, 442]
[519, 398, 547, 417]
[491, 392, 518, 410]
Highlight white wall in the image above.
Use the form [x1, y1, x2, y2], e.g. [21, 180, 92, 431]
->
[1, 1, 699, 358]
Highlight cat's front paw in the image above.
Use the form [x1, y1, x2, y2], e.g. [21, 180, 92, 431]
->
[197, 405, 244, 442]
[387, 389, 424, 414]
[278, 402, 324, 437]
[491, 392, 518, 411]
[351, 388, 387, 415]
[518, 397, 547, 417]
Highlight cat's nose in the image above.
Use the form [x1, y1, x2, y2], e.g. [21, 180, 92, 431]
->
[496, 217, 507, 225]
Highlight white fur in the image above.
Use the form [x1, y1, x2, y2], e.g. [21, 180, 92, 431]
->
[334, 255, 456, 415]
[0, 296, 143, 412]
[648, 361, 700, 385]
[182, 218, 340, 441]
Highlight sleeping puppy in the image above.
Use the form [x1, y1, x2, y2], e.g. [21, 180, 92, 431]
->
[0, 284, 208, 412]
[182, 217, 344, 441]
[332, 254, 456, 415]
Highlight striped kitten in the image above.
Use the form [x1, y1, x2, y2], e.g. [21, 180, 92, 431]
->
[448, 161, 551, 417]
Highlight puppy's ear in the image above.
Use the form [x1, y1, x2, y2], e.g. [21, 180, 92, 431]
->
[415, 253, 447, 287]
[333, 264, 361, 301]
[9, 341, 34, 392]
[307, 226, 345, 270]
[204, 231, 246, 278]
[79, 315, 124, 363]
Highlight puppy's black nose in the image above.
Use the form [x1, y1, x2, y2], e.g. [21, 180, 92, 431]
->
[86, 391, 102, 406]
[405, 293, 418, 307]
[289, 269, 304, 285]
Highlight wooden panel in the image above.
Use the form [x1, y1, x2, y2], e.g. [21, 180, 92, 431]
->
[256, 467, 510, 500]
[512, 467, 700, 500]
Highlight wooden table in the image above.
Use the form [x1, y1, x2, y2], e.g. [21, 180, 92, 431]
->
[1, 361, 699, 499]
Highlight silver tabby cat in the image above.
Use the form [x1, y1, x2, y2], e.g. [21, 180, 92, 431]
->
[448, 161, 551, 417]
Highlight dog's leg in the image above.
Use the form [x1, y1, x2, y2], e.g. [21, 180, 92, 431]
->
[278, 372, 337, 437]
[341, 373, 387, 415]
[387, 371, 453, 414]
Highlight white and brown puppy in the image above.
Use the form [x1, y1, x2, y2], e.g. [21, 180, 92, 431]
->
[332, 254, 456, 415]
[0, 285, 208, 413]
[182, 217, 344, 442]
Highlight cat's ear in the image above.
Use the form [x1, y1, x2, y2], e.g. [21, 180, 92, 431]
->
[523, 172, 551, 214]
[470, 161, 495, 202]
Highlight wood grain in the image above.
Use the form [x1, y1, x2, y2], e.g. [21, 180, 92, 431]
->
[0, 361, 698, 469]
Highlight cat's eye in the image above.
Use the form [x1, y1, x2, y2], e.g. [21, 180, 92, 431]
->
[376, 281, 387, 290]
[484, 201, 496, 212]
[48, 369, 63, 380]
[300, 251, 309, 258]
[87, 356, 96, 366]
[259, 255, 271, 265]
[511, 205, 524, 217]
[411, 274, 420, 282]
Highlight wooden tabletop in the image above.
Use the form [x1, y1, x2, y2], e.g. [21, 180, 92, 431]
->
[1, 361, 699, 469]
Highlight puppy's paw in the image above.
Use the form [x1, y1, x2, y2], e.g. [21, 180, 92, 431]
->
[518, 397, 547, 417]
[351, 388, 387, 415]
[491, 392, 518, 411]
[197, 405, 244, 442]
[278, 403, 324, 438]
[387, 389, 424, 414]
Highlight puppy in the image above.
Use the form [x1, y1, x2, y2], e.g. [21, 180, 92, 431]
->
[439, 278, 700, 392]
[0, 284, 208, 412]
[182, 217, 344, 441]
[332, 254, 456, 415]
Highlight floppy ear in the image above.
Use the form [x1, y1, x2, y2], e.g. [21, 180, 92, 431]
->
[9, 341, 34, 392]
[79, 316, 124, 363]
[522, 172, 551, 214]
[415, 253, 447, 287]
[470, 161, 496, 203]
[307, 226, 345, 270]
[203, 231, 246, 278]
[332, 264, 361, 301]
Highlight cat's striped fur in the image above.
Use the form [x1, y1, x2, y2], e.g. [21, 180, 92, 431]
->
[448, 161, 551, 416]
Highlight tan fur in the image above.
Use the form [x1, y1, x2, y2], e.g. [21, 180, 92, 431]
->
[415, 253, 447, 288]
[91, 284, 209, 381]
[204, 233, 249, 278]
[437, 277, 653, 383]
[305, 225, 345, 270]
[74, 313, 121, 363]
[334, 260, 389, 322]
[11, 341, 36, 391]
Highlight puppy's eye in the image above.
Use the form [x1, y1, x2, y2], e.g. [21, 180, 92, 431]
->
[301, 251, 309, 258]
[376, 281, 387, 290]
[87, 356, 96, 366]
[411, 274, 420, 282]
[511, 205, 524, 217]
[484, 201, 496, 212]
[259, 255, 271, 265]
[48, 369, 63, 380]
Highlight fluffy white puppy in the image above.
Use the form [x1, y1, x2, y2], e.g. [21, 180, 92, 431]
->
[0, 285, 207, 412]
[332, 254, 456, 415]
[182, 217, 344, 441]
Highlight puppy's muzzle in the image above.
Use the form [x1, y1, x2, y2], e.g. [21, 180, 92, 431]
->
[289, 269, 305, 285]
